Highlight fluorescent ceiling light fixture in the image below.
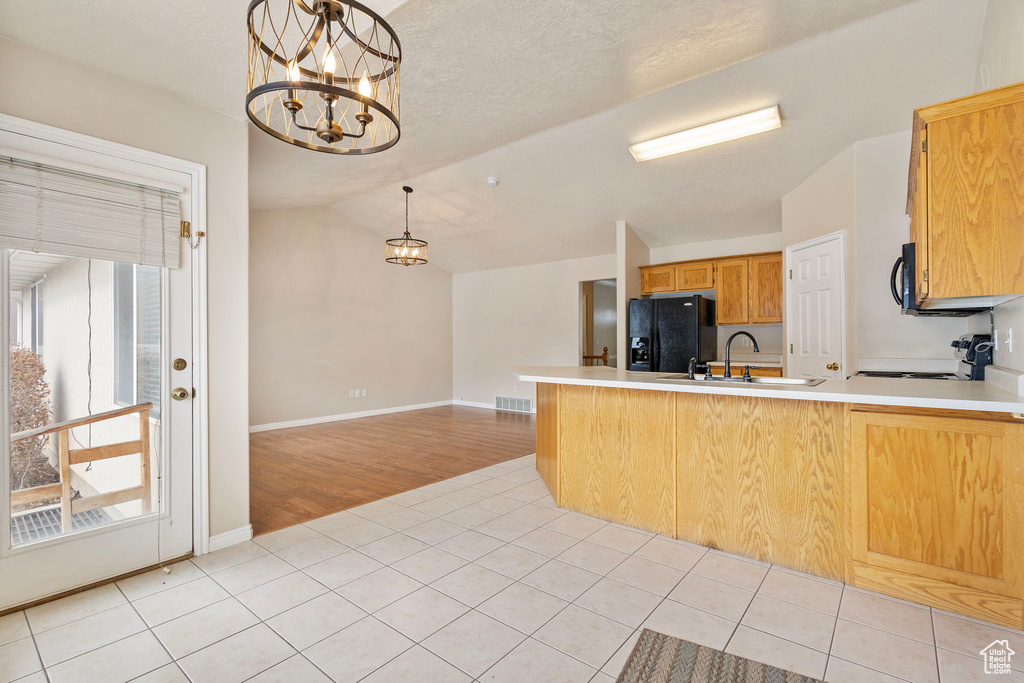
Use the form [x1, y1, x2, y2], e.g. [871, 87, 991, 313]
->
[629, 105, 782, 162]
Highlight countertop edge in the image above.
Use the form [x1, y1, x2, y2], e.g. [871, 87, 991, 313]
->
[513, 368, 1024, 413]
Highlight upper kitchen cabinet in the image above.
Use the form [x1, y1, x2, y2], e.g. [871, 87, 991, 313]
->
[638, 252, 783, 325]
[748, 253, 783, 323]
[641, 265, 676, 294]
[675, 261, 715, 291]
[908, 82, 1024, 302]
[714, 259, 750, 325]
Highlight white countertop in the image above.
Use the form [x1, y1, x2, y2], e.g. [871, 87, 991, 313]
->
[513, 366, 1024, 413]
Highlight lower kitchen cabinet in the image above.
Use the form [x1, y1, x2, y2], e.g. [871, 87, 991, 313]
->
[849, 407, 1024, 628]
[557, 385, 676, 536]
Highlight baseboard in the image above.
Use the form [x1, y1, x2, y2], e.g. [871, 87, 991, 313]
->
[452, 399, 496, 410]
[249, 400, 455, 433]
[208, 524, 253, 552]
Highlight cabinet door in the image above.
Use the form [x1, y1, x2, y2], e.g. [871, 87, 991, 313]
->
[675, 262, 714, 291]
[912, 129, 929, 302]
[928, 102, 1024, 298]
[715, 259, 749, 325]
[640, 265, 675, 295]
[748, 254, 783, 323]
[849, 409, 1024, 628]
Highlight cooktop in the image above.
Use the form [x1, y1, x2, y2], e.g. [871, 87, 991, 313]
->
[854, 370, 965, 380]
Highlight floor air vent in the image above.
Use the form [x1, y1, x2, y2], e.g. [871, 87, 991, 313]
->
[495, 396, 533, 413]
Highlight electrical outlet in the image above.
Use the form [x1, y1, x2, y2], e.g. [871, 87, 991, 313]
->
[513, 385, 518, 393]
[348, 389, 354, 398]
[362, 388, 367, 397]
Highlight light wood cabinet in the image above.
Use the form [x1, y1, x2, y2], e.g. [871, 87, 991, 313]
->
[706, 364, 783, 377]
[849, 407, 1024, 627]
[748, 254, 783, 323]
[714, 259, 749, 325]
[908, 81, 1024, 302]
[640, 265, 675, 294]
[638, 252, 783, 325]
[557, 385, 676, 535]
[675, 261, 714, 291]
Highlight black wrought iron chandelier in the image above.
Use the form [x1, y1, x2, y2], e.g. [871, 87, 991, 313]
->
[386, 186, 428, 266]
[246, 0, 401, 154]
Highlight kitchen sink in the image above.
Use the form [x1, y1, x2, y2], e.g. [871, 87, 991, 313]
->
[654, 375, 825, 387]
[747, 376, 825, 386]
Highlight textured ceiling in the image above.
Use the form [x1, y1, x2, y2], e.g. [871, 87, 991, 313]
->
[328, 0, 985, 272]
[0, 0, 984, 274]
[246, 0, 922, 208]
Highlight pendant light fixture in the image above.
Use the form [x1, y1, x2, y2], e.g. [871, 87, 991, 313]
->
[386, 186, 428, 266]
[246, 0, 401, 154]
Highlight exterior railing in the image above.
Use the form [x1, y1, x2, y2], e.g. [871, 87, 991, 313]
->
[10, 403, 153, 532]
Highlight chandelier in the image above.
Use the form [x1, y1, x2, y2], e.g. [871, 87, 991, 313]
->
[386, 186, 428, 266]
[246, 0, 401, 154]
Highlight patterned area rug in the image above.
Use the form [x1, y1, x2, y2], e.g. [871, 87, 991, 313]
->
[617, 629, 824, 683]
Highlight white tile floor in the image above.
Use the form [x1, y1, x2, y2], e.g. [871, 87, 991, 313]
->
[3, 453, 1024, 683]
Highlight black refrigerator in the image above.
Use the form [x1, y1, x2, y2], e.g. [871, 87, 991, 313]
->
[628, 296, 717, 372]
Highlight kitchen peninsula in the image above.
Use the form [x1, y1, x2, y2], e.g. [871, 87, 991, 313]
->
[516, 366, 1024, 629]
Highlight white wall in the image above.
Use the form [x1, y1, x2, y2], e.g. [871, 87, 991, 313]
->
[649, 233, 783, 264]
[453, 254, 615, 406]
[853, 132, 968, 362]
[0, 38, 250, 537]
[592, 282, 617, 367]
[782, 132, 976, 373]
[974, 0, 1024, 373]
[615, 221, 649, 358]
[249, 207, 453, 427]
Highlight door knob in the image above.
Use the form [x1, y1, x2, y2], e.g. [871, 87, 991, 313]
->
[171, 387, 190, 401]
[826, 362, 839, 371]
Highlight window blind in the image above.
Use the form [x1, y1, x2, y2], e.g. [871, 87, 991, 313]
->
[0, 156, 181, 268]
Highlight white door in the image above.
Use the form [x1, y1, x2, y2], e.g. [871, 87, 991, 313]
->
[0, 126, 195, 610]
[786, 231, 847, 380]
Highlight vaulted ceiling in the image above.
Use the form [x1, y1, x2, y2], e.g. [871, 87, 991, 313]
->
[0, 0, 987, 272]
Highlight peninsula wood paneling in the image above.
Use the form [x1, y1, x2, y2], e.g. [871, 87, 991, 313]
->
[849, 409, 1024, 628]
[535, 383, 559, 504]
[557, 385, 675, 535]
[676, 393, 847, 580]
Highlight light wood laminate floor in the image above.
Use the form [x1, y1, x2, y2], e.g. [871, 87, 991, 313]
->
[249, 405, 536, 536]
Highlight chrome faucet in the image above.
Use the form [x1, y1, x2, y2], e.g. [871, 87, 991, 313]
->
[724, 331, 759, 378]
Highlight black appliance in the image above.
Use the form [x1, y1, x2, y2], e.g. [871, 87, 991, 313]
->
[628, 295, 717, 372]
[891, 243, 991, 317]
[853, 333, 993, 381]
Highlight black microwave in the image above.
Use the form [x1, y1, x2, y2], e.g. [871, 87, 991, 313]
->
[891, 243, 991, 317]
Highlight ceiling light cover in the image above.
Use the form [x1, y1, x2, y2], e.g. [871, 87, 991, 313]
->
[386, 186, 427, 266]
[246, 0, 401, 154]
[629, 105, 782, 162]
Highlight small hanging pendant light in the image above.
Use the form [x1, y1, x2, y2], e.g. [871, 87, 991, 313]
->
[385, 186, 428, 266]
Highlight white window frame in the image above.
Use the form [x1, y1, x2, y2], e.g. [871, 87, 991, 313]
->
[0, 112, 211, 555]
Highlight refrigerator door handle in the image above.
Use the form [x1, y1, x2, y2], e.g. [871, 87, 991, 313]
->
[652, 328, 659, 372]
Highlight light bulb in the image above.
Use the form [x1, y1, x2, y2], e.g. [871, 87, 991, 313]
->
[288, 60, 301, 81]
[323, 49, 336, 76]
[411, 248, 418, 258]
[358, 72, 372, 97]
[401, 247, 408, 257]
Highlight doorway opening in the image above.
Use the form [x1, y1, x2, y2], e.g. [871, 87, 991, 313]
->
[580, 279, 617, 367]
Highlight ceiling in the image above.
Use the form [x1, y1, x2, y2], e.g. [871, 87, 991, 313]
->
[0, 0, 986, 273]
[328, 0, 985, 272]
